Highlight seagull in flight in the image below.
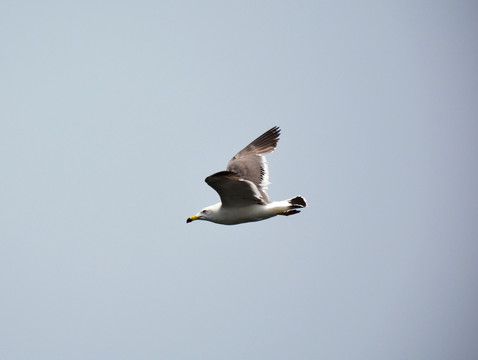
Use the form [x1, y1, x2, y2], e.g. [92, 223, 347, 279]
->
[186, 126, 307, 225]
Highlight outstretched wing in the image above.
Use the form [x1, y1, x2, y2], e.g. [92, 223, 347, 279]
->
[205, 171, 266, 207]
[226, 126, 280, 203]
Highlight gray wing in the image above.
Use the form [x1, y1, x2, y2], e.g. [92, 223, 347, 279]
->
[205, 171, 266, 207]
[226, 126, 280, 203]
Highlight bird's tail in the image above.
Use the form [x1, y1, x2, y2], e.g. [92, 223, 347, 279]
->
[290, 196, 307, 208]
[278, 196, 307, 216]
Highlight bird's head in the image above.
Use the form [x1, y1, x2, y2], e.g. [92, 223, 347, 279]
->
[186, 205, 216, 223]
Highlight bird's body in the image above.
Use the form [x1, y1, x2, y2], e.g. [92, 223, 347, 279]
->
[192, 199, 300, 225]
[186, 126, 307, 225]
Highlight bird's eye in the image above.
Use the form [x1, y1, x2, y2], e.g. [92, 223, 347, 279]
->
[201, 209, 207, 213]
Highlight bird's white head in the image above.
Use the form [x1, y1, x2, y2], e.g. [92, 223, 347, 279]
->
[186, 204, 220, 223]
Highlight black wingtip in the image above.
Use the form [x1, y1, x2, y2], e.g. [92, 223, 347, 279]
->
[247, 126, 281, 151]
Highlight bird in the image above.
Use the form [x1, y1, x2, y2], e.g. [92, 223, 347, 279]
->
[186, 126, 307, 225]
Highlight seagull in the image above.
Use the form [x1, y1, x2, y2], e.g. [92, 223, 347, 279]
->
[186, 126, 307, 225]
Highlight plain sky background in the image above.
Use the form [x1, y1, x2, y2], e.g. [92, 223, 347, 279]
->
[1, 1, 477, 359]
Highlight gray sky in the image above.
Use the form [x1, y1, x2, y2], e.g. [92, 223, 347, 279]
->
[1, 1, 477, 359]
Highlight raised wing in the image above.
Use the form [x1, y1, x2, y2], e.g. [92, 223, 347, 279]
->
[226, 126, 280, 202]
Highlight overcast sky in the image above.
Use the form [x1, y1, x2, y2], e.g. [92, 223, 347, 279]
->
[1, 1, 477, 359]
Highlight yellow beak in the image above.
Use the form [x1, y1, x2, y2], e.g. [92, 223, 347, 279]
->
[186, 215, 200, 223]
